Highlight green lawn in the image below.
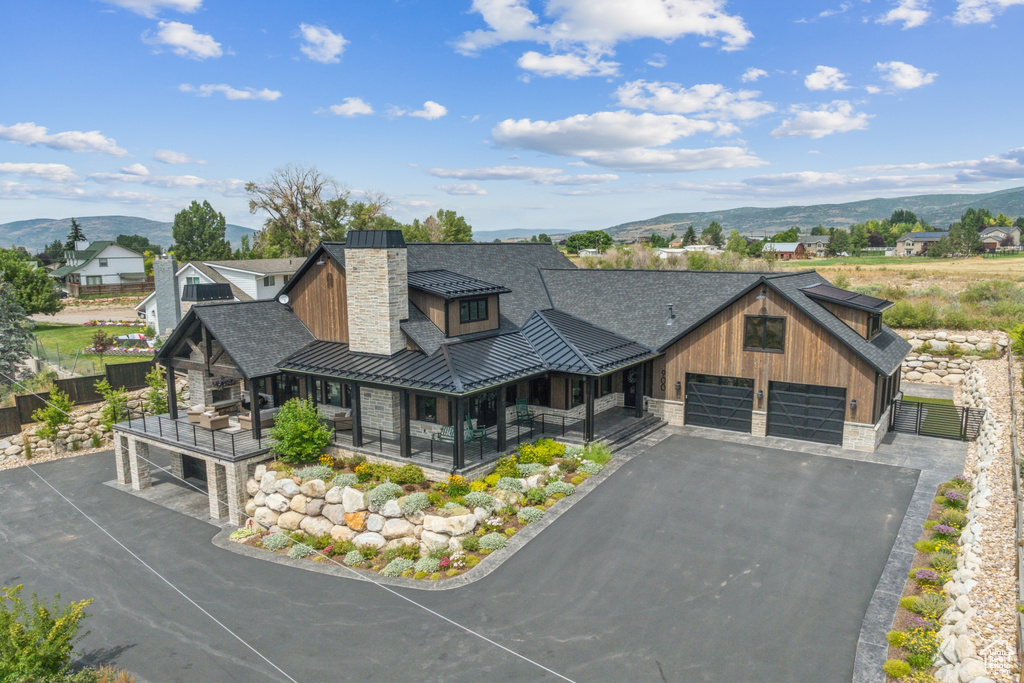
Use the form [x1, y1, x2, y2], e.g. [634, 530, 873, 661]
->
[31, 323, 153, 375]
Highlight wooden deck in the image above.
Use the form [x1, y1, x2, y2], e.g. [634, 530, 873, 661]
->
[115, 413, 270, 461]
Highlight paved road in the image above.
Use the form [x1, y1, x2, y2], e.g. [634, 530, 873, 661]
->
[32, 305, 142, 325]
[0, 434, 918, 682]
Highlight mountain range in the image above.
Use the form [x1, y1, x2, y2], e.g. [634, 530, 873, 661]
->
[604, 186, 1024, 240]
[0, 215, 256, 252]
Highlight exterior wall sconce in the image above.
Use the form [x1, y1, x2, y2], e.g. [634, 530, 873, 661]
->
[757, 389, 764, 401]
[316, 258, 326, 265]
[850, 399, 857, 412]
[675, 380, 682, 395]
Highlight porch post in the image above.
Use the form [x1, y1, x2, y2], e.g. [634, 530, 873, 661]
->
[248, 376, 262, 440]
[165, 364, 178, 419]
[351, 382, 363, 448]
[584, 377, 595, 442]
[496, 387, 507, 452]
[399, 389, 411, 458]
[635, 363, 645, 417]
[453, 398, 465, 470]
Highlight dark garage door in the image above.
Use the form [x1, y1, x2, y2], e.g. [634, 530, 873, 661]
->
[767, 381, 846, 445]
[684, 374, 754, 433]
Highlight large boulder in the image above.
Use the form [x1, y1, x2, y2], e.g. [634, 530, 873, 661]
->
[446, 514, 478, 536]
[289, 494, 309, 514]
[366, 513, 385, 533]
[342, 487, 367, 513]
[420, 530, 449, 549]
[245, 479, 260, 496]
[331, 525, 355, 543]
[275, 479, 301, 498]
[384, 537, 419, 552]
[254, 464, 267, 480]
[260, 472, 278, 494]
[344, 511, 369, 531]
[244, 500, 257, 518]
[324, 486, 346, 505]
[264, 493, 290, 513]
[300, 479, 327, 499]
[254, 507, 279, 528]
[382, 518, 415, 539]
[253, 491, 267, 507]
[277, 511, 305, 531]
[380, 499, 403, 518]
[957, 658, 985, 681]
[305, 498, 325, 518]
[321, 503, 347, 526]
[300, 515, 334, 538]
[353, 532, 386, 549]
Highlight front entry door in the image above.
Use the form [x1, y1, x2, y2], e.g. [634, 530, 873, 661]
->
[624, 369, 638, 407]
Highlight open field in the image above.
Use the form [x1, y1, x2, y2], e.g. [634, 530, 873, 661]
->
[778, 253, 1024, 292]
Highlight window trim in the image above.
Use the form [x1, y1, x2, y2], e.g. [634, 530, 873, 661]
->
[185, 276, 200, 286]
[415, 395, 437, 423]
[743, 314, 786, 353]
[263, 275, 275, 287]
[98, 258, 108, 267]
[85, 275, 103, 286]
[459, 297, 488, 324]
[867, 313, 882, 340]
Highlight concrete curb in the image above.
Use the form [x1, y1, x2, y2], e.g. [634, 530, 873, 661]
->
[212, 428, 671, 591]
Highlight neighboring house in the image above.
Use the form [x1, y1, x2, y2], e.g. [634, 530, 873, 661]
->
[801, 236, 829, 257]
[50, 240, 150, 296]
[761, 242, 806, 260]
[896, 231, 947, 256]
[116, 230, 909, 522]
[137, 256, 304, 335]
[577, 248, 601, 258]
[979, 226, 1021, 253]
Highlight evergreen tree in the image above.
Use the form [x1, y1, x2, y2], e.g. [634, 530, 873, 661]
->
[701, 221, 724, 247]
[682, 225, 697, 245]
[0, 279, 33, 396]
[826, 229, 851, 256]
[63, 218, 86, 252]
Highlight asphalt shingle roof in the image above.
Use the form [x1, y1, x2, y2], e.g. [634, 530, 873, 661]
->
[205, 257, 305, 276]
[896, 231, 947, 241]
[186, 262, 251, 301]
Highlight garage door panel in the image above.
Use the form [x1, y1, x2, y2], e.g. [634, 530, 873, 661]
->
[767, 382, 846, 445]
[685, 374, 754, 433]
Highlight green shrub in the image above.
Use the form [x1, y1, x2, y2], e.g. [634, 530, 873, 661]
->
[908, 593, 947, 620]
[261, 532, 292, 551]
[442, 502, 470, 516]
[229, 528, 255, 540]
[545, 481, 575, 497]
[886, 630, 908, 648]
[899, 596, 917, 612]
[492, 455, 519, 478]
[427, 491, 444, 507]
[287, 543, 315, 559]
[0, 585, 92, 682]
[525, 488, 546, 506]
[390, 463, 425, 485]
[69, 438, 80, 451]
[883, 660, 911, 678]
[414, 556, 440, 573]
[905, 653, 932, 670]
[90, 433, 102, 448]
[884, 300, 938, 329]
[938, 509, 967, 530]
[367, 481, 403, 512]
[143, 365, 168, 415]
[922, 520, 937, 530]
[460, 536, 480, 552]
[930, 552, 957, 573]
[400, 492, 430, 515]
[570, 475, 584, 486]
[463, 491, 496, 511]
[517, 438, 564, 465]
[517, 507, 544, 524]
[578, 460, 603, 475]
[558, 458, 578, 473]
[518, 462, 547, 476]
[465, 555, 480, 568]
[582, 443, 612, 465]
[914, 540, 938, 553]
[479, 532, 508, 551]
[294, 465, 333, 482]
[497, 477, 523, 493]
[414, 571, 428, 580]
[95, 379, 128, 431]
[429, 572, 441, 581]
[343, 550, 364, 567]
[268, 398, 332, 464]
[23, 442, 31, 460]
[32, 388, 74, 441]
[382, 558, 415, 577]
[330, 473, 358, 489]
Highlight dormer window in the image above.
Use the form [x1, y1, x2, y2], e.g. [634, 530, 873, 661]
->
[460, 297, 488, 323]
[868, 313, 881, 340]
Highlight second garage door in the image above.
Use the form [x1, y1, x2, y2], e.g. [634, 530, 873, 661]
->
[766, 381, 847, 445]
[684, 374, 755, 433]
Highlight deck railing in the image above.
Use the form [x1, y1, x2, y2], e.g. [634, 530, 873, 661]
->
[120, 410, 268, 459]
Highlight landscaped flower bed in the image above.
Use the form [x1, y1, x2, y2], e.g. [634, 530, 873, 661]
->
[884, 475, 974, 682]
[83, 319, 146, 327]
[233, 438, 612, 580]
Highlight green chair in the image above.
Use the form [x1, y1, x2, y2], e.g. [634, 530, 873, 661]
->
[515, 399, 535, 426]
[432, 425, 455, 445]
[465, 415, 487, 443]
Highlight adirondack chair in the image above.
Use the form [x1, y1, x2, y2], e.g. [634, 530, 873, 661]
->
[515, 398, 535, 426]
[431, 423, 483, 446]
[464, 415, 487, 442]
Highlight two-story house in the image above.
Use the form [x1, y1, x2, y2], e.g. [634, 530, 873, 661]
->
[979, 226, 1021, 252]
[50, 240, 149, 296]
[896, 231, 947, 256]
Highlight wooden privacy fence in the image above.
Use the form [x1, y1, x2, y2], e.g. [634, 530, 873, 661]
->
[0, 406, 20, 438]
[54, 374, 105, 405]
[14, 392, 50, 424]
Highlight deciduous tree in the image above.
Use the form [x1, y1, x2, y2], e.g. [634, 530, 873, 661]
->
[565, 230, 612, 254]
[171, 200, 232, 263]
[725, 229, 747, 254]
[0, 248, 63, 315]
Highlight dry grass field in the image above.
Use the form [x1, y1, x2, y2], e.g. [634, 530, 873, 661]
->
[777, 254, 1024, 293]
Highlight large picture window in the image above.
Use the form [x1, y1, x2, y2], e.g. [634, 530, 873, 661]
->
[459, 297, 488, 324]
[744, 315, 785, 352]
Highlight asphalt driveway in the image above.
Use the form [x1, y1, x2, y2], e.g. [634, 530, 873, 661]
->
[0, 434, 918, 682]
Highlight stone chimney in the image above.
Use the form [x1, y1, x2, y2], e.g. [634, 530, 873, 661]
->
[344, 230, 408, 355]
[153, 255, 181, 335]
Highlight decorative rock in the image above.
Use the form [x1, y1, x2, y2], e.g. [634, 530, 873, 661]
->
[244, 500, 257, 517]
[906, 371, 923, 381]
[353, 532, 386, 549]
[383, 537, 418, 552]
[405, 510, 424, 525]
[265, 493, 289, 512]
[943, 375, 965, 385]
[324, 486, 345, 504]
[260, 472, 278, 494]
[254, 464, 267, 480]
[246, 479, 260, 496]
[275, 479, 300, 497]
[954, 634, 975, 661]
[254, 507, 279, 527]
[525, 474, 546, 490]
[382, 518, 415, 539]
[366, 513, 385, 533]
[300, 479, 327, 499]
[921, 372, 942, 383]
[289, 494, 308, 514]
[341, 486, 368, 512]
[277, 511, 305, 531]
[420, 530, 449, 549]
[449, 535, 469, 553]
[422, 515, 448, 534]
[380, 499, 402, 518]
[344, 511, 369, 531]
[446, 513, 478, 536]
[474, 507, 488, 522]
[955, 595, 970, 612]
[331, 525, 356, 543]
[957, 658, 985, 682]
[322, 504, 347, 525]
[300, 515, 333, 538]
[305, 498, 325, 518]
[253, 490, 267, 507]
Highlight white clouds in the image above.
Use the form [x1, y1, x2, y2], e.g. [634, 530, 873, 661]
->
[153, 149, 203, 164]
[324, 97, 374, 117]
[100, 0, 202, 18]
[179, 84, 282, 101]
[741, 67, 767, 82]
[298, 23, 348, 63]
[804, 65, 850, 91]
[121, 163, 150, 176]
[147, 21, 222, 59]
[877, 0, 931, 28]
[954, 0, 1024, 23]
[438, 183, 488, 195]
[0, 162, 78, 183]
[394, 101, 448, 120]
[517, 50, 619, 77]
[428, 165, 619, 185]
[614, 80, 774, 121]
[865, 85, 882, 94]
[646, 53, 667, 68]
[0, 122, 129, 156]
[88, 169, 245, 193]
[875, 61, 937, 89]
[771, 101, 872, 138]
[491, 110, 763, 172]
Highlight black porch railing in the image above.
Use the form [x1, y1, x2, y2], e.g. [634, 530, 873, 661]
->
[889, 398, 986, 441]
[119, 410, 269, 459]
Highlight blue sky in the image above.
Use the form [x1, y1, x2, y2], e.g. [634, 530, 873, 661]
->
[1, 0, 1023, 236]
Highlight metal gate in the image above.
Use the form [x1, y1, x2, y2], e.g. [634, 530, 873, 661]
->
[889, 398, 985, 441]
[767, 381, 847, 445]
[684, 374, 754, 433]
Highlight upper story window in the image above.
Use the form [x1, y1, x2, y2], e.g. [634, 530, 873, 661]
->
[185, 276, 200, 286]
[263, 275, 275, 287]
[868, 313, 882, 340]
[460, 297, 488, 324]
[744, 315, 785, 352]
[98, 258, 108, 267]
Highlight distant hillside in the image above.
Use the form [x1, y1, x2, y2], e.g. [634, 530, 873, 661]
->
[0, 215, 256, 252]
[605, 186, 1024, 240]
[475, 227, 572, 241]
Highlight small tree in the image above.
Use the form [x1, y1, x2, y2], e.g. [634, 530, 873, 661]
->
[92, 329, 111, 367]
[31, 387, 74, 441]
[144, 365, 168, 415]
[267, 398, 332, 464]
[95, 378, 128, 431]
[0, 584, 92, 681]
[0, 280, 32, 396]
